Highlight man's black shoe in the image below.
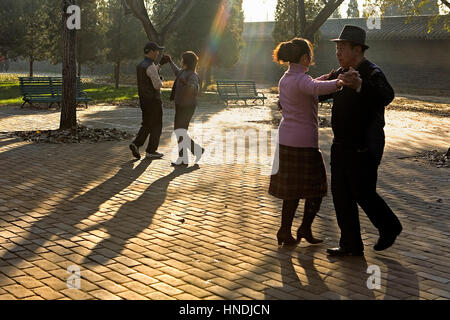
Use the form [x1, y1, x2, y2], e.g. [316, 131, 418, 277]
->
[327, 247, 364, 257]
[129, 143, 140, 159]
[374, 225, 402, 251]
[146, 152, 164, 159]
[171, 162, 188, 167]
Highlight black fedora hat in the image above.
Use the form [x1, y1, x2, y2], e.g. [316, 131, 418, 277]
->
[331, 25, 369, 50]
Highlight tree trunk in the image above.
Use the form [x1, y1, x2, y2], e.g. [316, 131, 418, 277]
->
[115, 5, 122, 90]
[293, 0, 298, 36]
[298, 0, 306, 37]
[205, 65, 212, 89]
[442, 0, 450, 9]
[77, 62, 81, 77]
[114, 60, 121, 89]
[60, 0, 78, 130]
[29, 58, 34, 77]
[200, 64, 212, 92]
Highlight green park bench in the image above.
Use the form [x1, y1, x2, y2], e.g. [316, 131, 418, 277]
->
[216, 80, 267, 106]
[19, 77, 92, 109]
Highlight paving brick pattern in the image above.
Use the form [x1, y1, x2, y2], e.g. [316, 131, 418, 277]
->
[0, 95, 448, 300]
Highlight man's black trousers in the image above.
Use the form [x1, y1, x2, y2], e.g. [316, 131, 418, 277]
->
[133, 97, 163, 153]
[330, 143, 402, 252]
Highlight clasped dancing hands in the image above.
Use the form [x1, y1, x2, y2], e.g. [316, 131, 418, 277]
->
[338, 67, 362, 90]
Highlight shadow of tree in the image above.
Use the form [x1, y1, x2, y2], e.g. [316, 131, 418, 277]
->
[81, 164, 200, 266]
[378, 256, 420, 300]
[0, 159, 153, 273]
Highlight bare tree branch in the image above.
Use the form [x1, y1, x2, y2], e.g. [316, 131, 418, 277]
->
[298, 0, 306, 36]
[303, 0, 345, 40]
[124, 0, 198, 44]
[159, 3, 179, 28]
[124, 0, 160, 42]
[121, 0, 133, 15]
[441, 0, 450, 10]
[160, 0, 198, 40]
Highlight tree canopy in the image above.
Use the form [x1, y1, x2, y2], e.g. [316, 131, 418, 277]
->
[273, 0, 345, 43]
[365, 0, 450, 31]
[273, 0, 449, 45]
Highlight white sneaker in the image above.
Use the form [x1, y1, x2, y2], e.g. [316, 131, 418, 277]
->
[146, 152, 164, 159]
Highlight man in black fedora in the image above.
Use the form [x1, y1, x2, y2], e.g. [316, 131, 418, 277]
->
[319, 25, 403, 257]
[129, 41, 165, 160]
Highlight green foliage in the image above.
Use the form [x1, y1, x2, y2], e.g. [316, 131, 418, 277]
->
[104, 0, 148, 87]
[0, 0, 109, 75]
[217, 0, 245, 69]
[149, 0, 178, 31]
[0, 0, 25, 57]
[331, 5, 342, 18]
[76, 0, 108, 71]
[273, 0, 324, 44]
[365, 0, 449, 32]
[165, 0, 244, 68]
[0, 0, 51, 70]
[162, 0, 216, 61]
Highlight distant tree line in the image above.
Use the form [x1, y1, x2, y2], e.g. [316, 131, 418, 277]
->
[273, 0, 449, 44]
[0, 0, 244, 89]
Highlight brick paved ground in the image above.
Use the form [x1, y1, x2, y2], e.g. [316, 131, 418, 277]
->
[0, 94, 448, 300]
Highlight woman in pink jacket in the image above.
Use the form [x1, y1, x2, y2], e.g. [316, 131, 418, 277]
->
[269, 38, 344, 246]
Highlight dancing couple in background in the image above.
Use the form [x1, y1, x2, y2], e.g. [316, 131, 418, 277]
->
[129, 41, 204, 167]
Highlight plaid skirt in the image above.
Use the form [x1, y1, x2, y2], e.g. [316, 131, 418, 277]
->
[269, 145, 328, 200]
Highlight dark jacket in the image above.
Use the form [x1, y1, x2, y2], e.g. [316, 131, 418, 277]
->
[169, 61, 200, 107]
[137, 57, 161, 101]
[320, 59, 394, 164]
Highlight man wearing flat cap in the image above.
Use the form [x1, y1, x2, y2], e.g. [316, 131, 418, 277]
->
[320, 25, 403, 257]
[129, 41, 165, 160]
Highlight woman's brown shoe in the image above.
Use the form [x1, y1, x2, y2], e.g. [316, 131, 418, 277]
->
[297, 227, 323, 244]
[277, 229, 297, 246]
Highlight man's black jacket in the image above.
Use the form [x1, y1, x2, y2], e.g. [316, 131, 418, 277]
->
[320, 59, 395, 164]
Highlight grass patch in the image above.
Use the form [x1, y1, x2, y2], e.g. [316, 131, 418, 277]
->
[0, 75, 219, 106]
[83, 83, 140, 103]
[0, 79, 22, 106]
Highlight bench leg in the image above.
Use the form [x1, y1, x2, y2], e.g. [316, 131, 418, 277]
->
[20, 101, 27, 109]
